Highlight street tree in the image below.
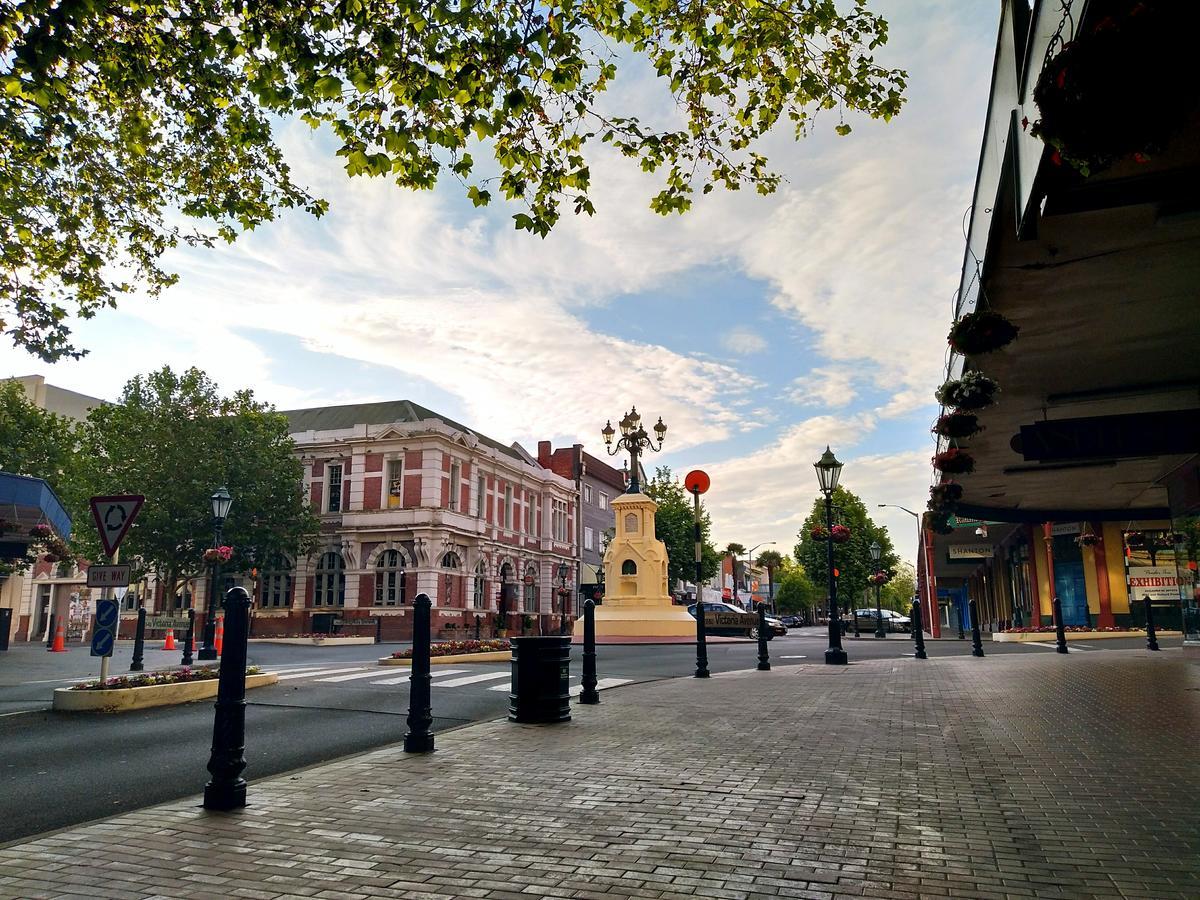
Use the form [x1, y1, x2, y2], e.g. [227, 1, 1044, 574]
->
[756, 548, 785, 605]
[643, 467, 721, 591]
[774, 565, 819, 617]
[0, 2, 906, 362]
[880, 561, 917, 613]
[75, 367, 319, 607]
[793, 485, 898, 611]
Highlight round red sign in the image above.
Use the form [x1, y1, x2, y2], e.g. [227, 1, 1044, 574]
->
[684, 469, 711, 495]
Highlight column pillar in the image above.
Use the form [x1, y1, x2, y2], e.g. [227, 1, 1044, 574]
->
[1090, 522, 1116, 629]
[1042, 522, 1058, 629]
[1026, 524, 1043, 625]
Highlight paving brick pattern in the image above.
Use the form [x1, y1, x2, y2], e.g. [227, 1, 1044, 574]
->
[1, 651, 1198, 899]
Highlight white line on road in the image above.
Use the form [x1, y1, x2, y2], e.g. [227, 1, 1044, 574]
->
[275, 667, 367, 680]
[1016, 641, 1092, 651]
[487, 677, 633, 694]
[779, 655, 807, 659]
[371, 669, 469, 686]
[317, 670, 401, 683]
[432, 671, 509, 688]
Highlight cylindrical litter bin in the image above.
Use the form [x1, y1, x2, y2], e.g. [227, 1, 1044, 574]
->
[508, 636, 571, 724]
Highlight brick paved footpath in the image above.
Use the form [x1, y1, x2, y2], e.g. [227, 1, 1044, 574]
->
[1, 650, 1198, 900]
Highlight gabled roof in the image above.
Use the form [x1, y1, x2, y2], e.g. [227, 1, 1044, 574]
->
[280, 400, 524, 462]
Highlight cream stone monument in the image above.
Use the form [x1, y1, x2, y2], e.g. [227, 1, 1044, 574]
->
[575, 491, 697, 638]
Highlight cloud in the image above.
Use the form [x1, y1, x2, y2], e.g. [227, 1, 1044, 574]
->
[786, 366, 860, 408]
[722, 328, 767, 355]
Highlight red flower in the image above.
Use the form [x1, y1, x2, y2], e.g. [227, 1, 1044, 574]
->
[831, 525, 851, 544]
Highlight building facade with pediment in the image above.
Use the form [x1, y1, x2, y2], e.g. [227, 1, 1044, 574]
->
[232, 400, 579, 640]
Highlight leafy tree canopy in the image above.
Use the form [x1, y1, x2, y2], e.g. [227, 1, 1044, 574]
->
[793, 485, 898, 609]
[880, 560, 916, 613]
[74, 366, 319, 601]
[643, 466, 721, 589]
[0, 378, 80, 492]
[0, 0, 905, 361]
[774, 564, 819, 615]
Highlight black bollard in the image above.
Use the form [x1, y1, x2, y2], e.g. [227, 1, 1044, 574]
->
[1053, 597, 1068, 654]
[911, 600, 927, 660]
[203, 587, 251, 810]
[757, 605, 771, 671]
[580, 599, 599, 704]
[475, 615, 482, 641]
[969, 599, 985, 657]
[375, 616, 382, 645]
[1144, 595, 1160, 651]
[182, 608, 195, 666]
[404, 593, 435, 752]
[130, 607, 146, 672]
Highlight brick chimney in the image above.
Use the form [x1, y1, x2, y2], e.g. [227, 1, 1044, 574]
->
[537, 440, 552, 467]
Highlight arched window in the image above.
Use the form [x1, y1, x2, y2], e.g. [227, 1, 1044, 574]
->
[314, 551, 345, 607]
[375, 549, 405, 606]
[523, 564, 539, 613]
[262, 554, 294, 608]
[441, 552, 461, 607]
[473, 560, 487, 608]
[621, 559, 638, 575]
[498, 562, 515, 611]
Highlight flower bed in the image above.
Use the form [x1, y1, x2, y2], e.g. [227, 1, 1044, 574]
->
[380, 639, 511, 667]
[54, 666, 277, 712]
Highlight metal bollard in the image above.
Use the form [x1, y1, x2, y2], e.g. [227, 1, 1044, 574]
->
[404, 593, 435, 752]
[1144, 595, 1160, 651]
[1053, 597, 1068, 654]
[130, 607, 146, 672]
[911, 600, 927, 660]
[375, 616, 382, 645]
[182, 608, 195, 666]
[969, 599, 985, 657]
[203, 587, 251, 810]
[475, 614, 482, 641]
[580, 599, 599, 704]
[757, 605, 771, 671]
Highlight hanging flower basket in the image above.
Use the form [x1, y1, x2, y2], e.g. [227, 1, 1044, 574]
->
[1030, 5, 1196, 177]
[809, 525, 829, 542]
[948, 311, 1019, 356]
[933, 448, 975, 475]
[932, 412, 981, 439]
[935, 371, 999, 411]
[830, 525, 851, 544]
[203, 545, 234, 563]
[1124, 531, 1144, 548]
[29, 523, 53, 540]
[929, 482, 964, 506]
[868, 571, 890, 587]
[1075, 532, 1101, 548]
[927, 512, 954, 535]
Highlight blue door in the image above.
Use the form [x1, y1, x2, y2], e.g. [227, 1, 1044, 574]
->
[1055, 562, 1089, 626]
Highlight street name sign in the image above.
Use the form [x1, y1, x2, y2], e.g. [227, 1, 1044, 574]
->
[90, 598, 119, 658]
[86, 564, 131, 588]
[89, 495, 145, 557]
[146, 615, 190, 630]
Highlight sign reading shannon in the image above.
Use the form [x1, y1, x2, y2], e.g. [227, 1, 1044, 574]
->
[948, 545, 994, 560]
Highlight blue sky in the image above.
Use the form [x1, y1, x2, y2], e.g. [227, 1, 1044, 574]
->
[1, 1, 1000, 562]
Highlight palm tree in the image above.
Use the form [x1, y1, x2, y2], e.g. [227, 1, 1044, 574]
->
[725, 542, 746, 603]
[756, 549, 784, 614]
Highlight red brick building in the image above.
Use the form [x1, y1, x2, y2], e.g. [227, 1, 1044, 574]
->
[230, 400, 579, 639]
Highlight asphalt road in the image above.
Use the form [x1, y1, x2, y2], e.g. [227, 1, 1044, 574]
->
[0, 629, 1170, 844]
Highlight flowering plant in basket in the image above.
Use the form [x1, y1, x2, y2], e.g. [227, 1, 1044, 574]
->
[1075, 532, 1101, 548]
[928, 482, 963, 510]
[203, 545, 234, 563]
[935, 371, 998, 411]
[948, 310, 1019, 356]
[29, 523, 53, 539]
[927, 512, 954, 535]
[933, 448, 975, 475]
[391, 639, 510, 660]
[868, 571, 890, 587]
[830, 525, 851, 544]
[932, 412, 981, 440]
[809, 524, 829, 541]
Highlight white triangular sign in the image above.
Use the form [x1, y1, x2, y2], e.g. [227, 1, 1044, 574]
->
[89, 495, 145, 557]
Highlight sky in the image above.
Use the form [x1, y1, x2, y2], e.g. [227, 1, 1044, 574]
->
[2, 1, 1000, 564]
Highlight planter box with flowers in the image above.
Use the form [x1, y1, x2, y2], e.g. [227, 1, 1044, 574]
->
[993, 627, 1181, 643]
[379, 639, 512, 666]
[52, 666, 277, 712]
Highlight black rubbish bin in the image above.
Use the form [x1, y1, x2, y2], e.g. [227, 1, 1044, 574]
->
[0, 607, 11, 651]
[508, 636, 571, 724]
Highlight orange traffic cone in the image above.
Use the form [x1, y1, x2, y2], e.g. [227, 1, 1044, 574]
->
[163, 628, 177, 651]
[49, 619, 66, 652]
[214, 617, 224, 656]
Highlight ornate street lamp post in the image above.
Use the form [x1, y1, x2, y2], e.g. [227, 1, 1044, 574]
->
[199, 486, 232, 661]
[815, 448, 847, 665]
[602, 407, 666, 493]
[870, 540, 886, 639]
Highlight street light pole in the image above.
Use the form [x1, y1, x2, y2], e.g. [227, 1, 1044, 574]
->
[744, 541, 776, 612]
[199, 486, 232, 661]
[870, 540, 886, 639]
[879, 503, 926, 637]
[602, 408, 667, 494]
[816, 448, 847, 666]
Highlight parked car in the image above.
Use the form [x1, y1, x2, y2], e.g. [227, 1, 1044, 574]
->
[848, 608, 911, 633]
[779, 614, 804, 628]
[686, 601, 776, 640]
[762, 614, 788, 637]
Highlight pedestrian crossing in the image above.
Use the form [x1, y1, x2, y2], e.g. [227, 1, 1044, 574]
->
[262, 663, 633, 695]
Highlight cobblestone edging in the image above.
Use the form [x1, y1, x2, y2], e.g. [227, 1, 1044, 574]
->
[993, 630, 1182, 642]
[4, 651, 1198, 899]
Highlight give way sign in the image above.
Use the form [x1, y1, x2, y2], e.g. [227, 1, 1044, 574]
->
[89, 495, 145, 557]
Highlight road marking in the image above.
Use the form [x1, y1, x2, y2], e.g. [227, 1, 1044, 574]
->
[1016, 641, 1091, 651]
[779, 655, 807, 659]
[432, 671, 509, 688]
[487, 677, 632, 694]
[317, 670, 400, 683]
[371, 669, 469, 686]
[275, 667, 367, 681]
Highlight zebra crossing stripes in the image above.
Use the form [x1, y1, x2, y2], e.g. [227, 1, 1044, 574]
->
[487, 677, 632, 695]
[275, 667, 366, 681]
[263, 665, 635, 694]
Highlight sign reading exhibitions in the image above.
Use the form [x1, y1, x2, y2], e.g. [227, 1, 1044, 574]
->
[1127, 566, 1185, 603]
